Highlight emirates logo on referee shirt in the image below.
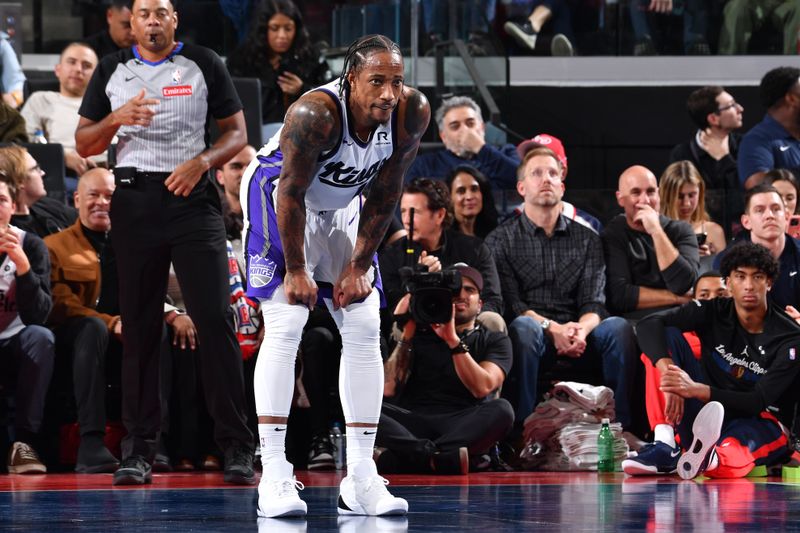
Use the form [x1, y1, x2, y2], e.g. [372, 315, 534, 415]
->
[163, 85, 192, 97]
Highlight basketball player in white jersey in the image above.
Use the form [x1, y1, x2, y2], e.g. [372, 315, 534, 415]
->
[241, 34, 430, 518]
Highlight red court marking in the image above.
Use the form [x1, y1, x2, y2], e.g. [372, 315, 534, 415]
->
[0, 471, 666, 492]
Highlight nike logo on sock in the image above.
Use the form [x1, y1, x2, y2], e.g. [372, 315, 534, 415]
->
[362, 431, 376, 435]
[274, 427, 286, 432]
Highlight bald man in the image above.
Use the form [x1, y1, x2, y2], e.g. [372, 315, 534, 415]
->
[601, 165, 700, 319]
[45, 168, 119, 473]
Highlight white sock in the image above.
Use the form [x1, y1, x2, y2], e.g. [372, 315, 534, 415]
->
[259, 423, 287, 472]
[346, 426, 377, 472]
[654, 424, 676, 448]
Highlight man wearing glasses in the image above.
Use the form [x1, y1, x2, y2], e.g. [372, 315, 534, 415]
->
[669, 86, 744, 236]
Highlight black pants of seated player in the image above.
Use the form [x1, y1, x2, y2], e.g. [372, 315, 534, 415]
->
[376, 399, 515, 473]
[111, 173, 252, 460]
[55, 318, 123, 437]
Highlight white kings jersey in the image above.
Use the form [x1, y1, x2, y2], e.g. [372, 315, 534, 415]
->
[255, 79, 397, 212]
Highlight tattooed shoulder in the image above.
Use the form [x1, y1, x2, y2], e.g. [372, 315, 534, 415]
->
[282, 93, 339, 153]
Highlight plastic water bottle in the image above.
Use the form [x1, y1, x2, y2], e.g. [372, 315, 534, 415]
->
[330, 423, 346, 470]
[597, 418, 615, 473]
[31, 129, 47, 144]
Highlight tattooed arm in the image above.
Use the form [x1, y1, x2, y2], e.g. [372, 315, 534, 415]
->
[277, 92, 339, 309]
[333, 86, 431, 309]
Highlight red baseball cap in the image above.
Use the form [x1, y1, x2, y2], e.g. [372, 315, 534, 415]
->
[517, 133, 568, 172]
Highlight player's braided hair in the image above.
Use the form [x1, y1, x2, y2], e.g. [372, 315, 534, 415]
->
[338, 34, 401, 98]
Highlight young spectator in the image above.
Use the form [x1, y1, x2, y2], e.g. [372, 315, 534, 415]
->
[226, 0, 331, 141]
[84, 0, 136, 59]
[659, 160, 727, 257]
[0, 146, 77, 238]
[406, 95, 520, 188]
[445, 164, 497, 240]
[0, 177, 54, 474]
[739, 67, 800, 190]
[763, 168, 800, 215]
[44, 168, 120, 473]
[484, 147, 636, 430]
[622, 271, 729, 475]
[636, 243, 800, 479]
[379, 264, 513, 474]
[602, 165, 700, 319]
[669, 86, 744, 235]
[380, 178, 505, 333]
[21, 42, 103, 191]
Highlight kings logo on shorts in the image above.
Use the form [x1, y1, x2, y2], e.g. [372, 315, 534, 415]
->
[248, 255, 277, 288]
[162, 85, 192, 97]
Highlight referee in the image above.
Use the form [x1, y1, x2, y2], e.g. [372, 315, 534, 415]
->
[76, 0, 254, 486]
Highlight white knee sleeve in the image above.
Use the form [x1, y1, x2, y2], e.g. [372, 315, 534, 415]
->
[328, 291, 383, 425]
[254, 287, 309, 417]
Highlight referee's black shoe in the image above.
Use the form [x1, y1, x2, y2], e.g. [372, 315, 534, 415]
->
[112, 455, 152, 485]
[223, 444, 256, 485]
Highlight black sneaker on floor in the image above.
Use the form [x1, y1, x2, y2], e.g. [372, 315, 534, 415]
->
[308, 435, 336, 471]
[224, 445, 256, 485]
[431, 447, 469, 475]
[113, 455, 152, 486]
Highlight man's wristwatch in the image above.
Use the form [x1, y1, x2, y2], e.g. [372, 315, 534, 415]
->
[540, 318, 551, 331]
[450, 339, 469, 355]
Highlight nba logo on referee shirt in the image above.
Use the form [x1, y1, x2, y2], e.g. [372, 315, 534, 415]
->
[790, 348, 796, 361]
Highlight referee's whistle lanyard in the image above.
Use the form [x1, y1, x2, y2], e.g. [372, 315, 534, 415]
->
[132, 42, 183, 66]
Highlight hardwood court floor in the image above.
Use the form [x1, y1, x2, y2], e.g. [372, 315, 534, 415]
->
[2, 471, 800, 531]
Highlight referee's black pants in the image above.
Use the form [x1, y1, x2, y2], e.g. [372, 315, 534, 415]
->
[111, 173, 252, 460]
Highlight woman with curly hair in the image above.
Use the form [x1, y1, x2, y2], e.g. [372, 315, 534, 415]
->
[660, 160, 726, 257]
[226, 0, 331, 140]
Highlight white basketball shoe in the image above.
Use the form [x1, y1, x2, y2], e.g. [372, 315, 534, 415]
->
[257, 459, 307, 518]
[337, 460, 408, 516]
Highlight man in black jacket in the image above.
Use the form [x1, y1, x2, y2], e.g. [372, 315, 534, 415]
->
[637, 242, 800, 479]
[0, 178, 54, 474]
[669, 86, 744, 235]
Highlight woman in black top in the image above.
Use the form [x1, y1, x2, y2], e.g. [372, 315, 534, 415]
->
[445, 164, 498, 240]
[226, 0, 331, 139]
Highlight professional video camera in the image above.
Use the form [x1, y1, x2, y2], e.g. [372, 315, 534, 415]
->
[398, 264, 462, 325]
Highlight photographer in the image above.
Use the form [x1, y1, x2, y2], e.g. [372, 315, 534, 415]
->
[380, 178, 505, 333]
[378, 264, 514, 475]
